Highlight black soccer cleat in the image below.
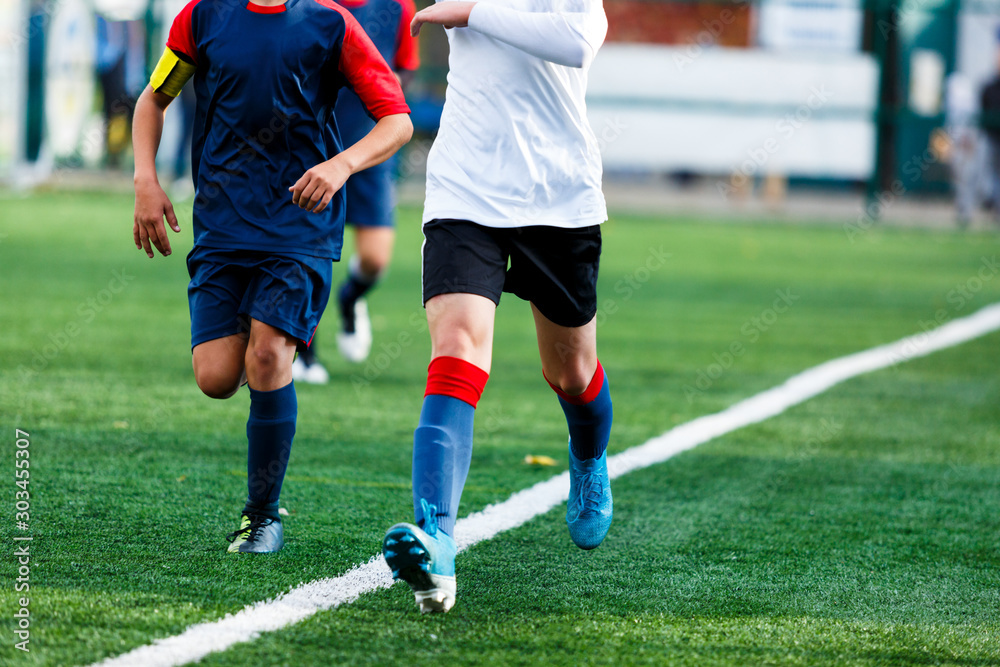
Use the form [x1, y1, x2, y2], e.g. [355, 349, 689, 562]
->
[227, 513, 283, 553]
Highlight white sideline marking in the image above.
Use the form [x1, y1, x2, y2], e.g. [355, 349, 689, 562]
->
[91, 303, 1000, 667]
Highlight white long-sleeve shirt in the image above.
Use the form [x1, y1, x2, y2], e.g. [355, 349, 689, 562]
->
[422, 0, 609, 228]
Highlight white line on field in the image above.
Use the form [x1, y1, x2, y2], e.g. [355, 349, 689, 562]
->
[90, 302, 1000, 667]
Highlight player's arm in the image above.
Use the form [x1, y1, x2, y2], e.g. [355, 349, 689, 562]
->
[290, 114, 412, 213]
[133, 12, 198, 258]
[291, 11, 413, 214]
[133, 84, 180, 258]
[411, 1, 606, 69]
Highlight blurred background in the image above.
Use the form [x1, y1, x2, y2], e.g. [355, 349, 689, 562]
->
[1, 0, 999, 227]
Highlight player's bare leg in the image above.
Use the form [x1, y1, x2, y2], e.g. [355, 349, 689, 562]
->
[383, 293, 494, 612]
[334, 226, 396, 363]
[532, 306, 613, 550]
[427, 293, 495, 371]
[192, 333, 248, 399]
[355, 225, 395, 277]
[245, 320, 297, 390]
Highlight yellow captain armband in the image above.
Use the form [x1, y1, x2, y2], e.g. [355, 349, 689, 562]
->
[150, 48, 197, 97]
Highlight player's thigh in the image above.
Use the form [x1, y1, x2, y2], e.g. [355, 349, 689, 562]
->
[187, 246, 254, 349]
[426, 293, 497, 372]
[422, 219, 507, 370]
[506, 224, 601, 330]
[242, 253, 332, 348]
[187, 247, 254, 397]
[353, 226, 395, 273]
[192, 334, 249, 399]
[531, 305, 597, 396]
[422, 219, 508, 305]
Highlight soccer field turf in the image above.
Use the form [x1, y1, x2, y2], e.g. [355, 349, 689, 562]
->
[2, 190, 1000, 666]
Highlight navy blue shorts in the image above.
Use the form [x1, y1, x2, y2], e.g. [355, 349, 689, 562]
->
[421, 219, 602, 328]
[186, 246, 333, 348]
[345, 161, 394, 228]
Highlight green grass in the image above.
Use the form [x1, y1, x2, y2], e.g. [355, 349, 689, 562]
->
[1, 190, 999, 666]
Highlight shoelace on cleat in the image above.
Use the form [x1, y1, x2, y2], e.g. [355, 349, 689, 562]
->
[227, 513, 272, 544]
[420, 498, 439, 537]
[575, 472, 605, 513]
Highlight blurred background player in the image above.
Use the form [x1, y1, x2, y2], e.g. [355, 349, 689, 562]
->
[293, 0, 420, 383]
[945, 72, 979, 227]
[381, 0, 613, 613]
[981, 33, 1000, 223]
[94, 8, 146, 169]
[132, 0, 411, 553]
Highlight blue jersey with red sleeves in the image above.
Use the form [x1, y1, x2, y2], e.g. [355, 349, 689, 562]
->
[164, 0, 409, 259]
[333, 0, 418, 147]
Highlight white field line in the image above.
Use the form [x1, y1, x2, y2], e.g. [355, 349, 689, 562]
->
[91, 302, 1000, 667]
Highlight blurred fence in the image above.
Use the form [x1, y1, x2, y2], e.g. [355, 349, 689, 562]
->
[1, 0, 999, 202]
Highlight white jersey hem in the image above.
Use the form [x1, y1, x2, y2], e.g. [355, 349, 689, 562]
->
[421, 209, 608, 229]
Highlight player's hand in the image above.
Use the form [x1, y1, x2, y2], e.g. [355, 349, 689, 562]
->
[411, 2, 476, 36]
[289, 157, 351, 214]
[133, 178, 181, 258]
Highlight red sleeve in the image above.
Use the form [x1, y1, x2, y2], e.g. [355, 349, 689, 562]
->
[165, 0, 199, 64]
[337, 7, 410, 119]
[393, 0, 419, 71]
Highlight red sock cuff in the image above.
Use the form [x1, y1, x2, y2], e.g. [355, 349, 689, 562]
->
[545, 361, 605, 406]
[425, 356, 489, 408]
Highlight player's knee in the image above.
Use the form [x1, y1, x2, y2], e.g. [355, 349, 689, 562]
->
[246, 341, 284, 377]
[358, 254, 388, 277]
[548, 364, 594, 397]
[551, 374, 590, 398]
[434, 325, 487, 360]
[194, 368, 242, 399]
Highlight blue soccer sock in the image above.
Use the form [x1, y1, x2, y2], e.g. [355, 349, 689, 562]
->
[412, 356, 489, 537]
[337, 256, 378, 333]
[245, 382, 296, 520]
[547, 362, 613, 461]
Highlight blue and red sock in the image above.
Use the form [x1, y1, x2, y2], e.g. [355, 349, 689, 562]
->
[546, 362, 612, 461]
[412, 356, 489, 537]
[245, 382, 296, 520]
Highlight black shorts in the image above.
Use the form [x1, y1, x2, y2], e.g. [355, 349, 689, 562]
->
[422, 219, 601, 328]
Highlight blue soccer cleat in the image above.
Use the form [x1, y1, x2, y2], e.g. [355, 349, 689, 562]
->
[382, 499, 457, 613]
[566, 444, 613, 550]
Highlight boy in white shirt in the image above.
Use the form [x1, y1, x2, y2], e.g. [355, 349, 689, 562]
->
[382, 0, 613, 613]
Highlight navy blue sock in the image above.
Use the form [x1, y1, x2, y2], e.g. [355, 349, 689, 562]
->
[550, 364, 613, 461]
[337, 259, 377, 333]
[412, 394, 475, 537]
[246, 382, 296, 518]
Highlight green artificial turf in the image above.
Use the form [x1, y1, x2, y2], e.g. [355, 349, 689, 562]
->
[0, 190, 998, 666]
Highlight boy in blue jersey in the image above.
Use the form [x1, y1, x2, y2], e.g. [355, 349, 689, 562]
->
[132, 0, 412, 553]
[292, 0, 420, 379]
